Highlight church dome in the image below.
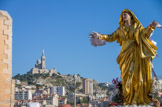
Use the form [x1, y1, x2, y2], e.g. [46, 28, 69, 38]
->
[37, 59, 41, 64]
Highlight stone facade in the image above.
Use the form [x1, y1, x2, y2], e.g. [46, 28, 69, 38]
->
[11, 79, 15, 107]
[0, 10, 12, 107]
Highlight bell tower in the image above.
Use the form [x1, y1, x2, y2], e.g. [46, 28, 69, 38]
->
[41, 49, 46, 69]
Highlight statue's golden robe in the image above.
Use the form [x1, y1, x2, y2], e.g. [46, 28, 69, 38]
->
[99, 9, 157, 105]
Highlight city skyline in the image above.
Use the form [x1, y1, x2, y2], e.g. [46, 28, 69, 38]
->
[1, 0, 162, 83]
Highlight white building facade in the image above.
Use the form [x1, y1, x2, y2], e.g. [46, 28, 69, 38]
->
[15, 90, 32, 100]
[58, 86, 66, 96]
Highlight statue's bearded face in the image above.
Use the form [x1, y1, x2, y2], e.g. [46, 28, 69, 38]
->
[122, 12, 131, 22]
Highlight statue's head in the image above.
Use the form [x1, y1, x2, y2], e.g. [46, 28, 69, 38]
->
[119, 9, 141, 26]
[122, 11, 133, 22]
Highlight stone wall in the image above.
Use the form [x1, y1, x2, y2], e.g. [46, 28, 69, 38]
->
[0, 10, 12, 107]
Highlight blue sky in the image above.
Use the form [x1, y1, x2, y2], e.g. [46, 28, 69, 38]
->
[1, 0, 162, 83]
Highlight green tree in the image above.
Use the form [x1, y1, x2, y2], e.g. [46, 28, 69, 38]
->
[81, 97, 89, 104]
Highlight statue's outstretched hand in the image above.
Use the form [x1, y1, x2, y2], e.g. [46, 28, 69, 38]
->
[89, 31, 106, 47]
[150, 20, 162, 28]
[89, 32, 100, 39]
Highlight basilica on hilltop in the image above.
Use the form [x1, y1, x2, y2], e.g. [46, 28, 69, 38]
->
[28, 50, 58, 76]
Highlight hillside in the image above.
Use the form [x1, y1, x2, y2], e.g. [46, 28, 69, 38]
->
[13, 73, 112, 95]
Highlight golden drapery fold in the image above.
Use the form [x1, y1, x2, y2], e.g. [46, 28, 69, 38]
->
[99, 9, 157, 105]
